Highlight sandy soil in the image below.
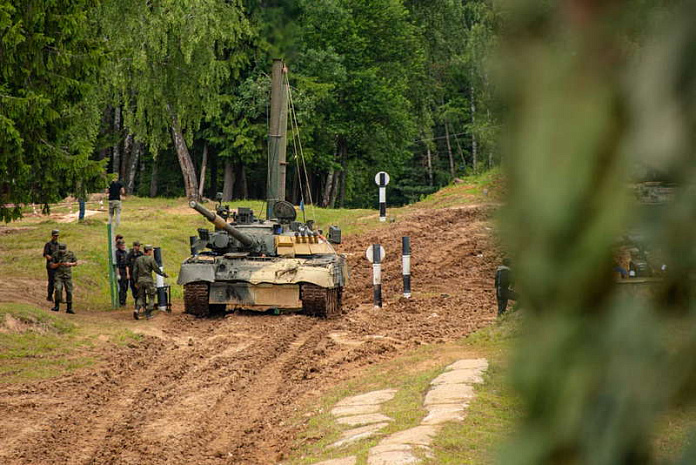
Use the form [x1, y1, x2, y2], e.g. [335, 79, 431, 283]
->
[0, 203, 499, 465]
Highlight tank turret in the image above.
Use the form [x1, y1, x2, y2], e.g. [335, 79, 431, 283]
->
[190, 201, 255, 248]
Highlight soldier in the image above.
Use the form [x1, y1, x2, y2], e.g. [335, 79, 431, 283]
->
[115, 239, 129, 306]
[126, 241, 143, 305]
[43, 229, 61, 301]
[495, 258, 517, 317]
[132, 245, 168, 320]
[50, 243, 78, 314]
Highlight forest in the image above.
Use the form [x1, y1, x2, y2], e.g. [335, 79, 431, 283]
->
[0, 0, 498, 222]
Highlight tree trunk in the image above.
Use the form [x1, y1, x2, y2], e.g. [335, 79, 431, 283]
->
[425, 144, 433, 187]
[453, 131, 466, 167]
[121, 132, 132, 181]
[445, 121, 455, 178]
[222, 159, 235, 201]
[337, 137, 348, 208]
[149, 158, 158, 198]
[470, 82, 478, 173]
[208, 147, 218, 199]
[321, 168, 335, 207]
[112, 107, 121, 176]
[487, 108, 493, 168]
[329, 171, 340, 208]
[198, 143, 208, 199]
[126, 140, 140, 194]
[238, 164, 248, 199]
[169, 110, 199, 200]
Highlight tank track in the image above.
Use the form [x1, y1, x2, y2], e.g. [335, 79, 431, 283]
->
[183, 282, 210, 318]
[301, 284, 342, 319]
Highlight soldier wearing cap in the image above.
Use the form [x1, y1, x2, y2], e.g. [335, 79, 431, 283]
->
[132, 245, 167, 320]
[43, 229, 61, 301]
[50, 243, 78, 313]
[115, 239, 129, 306]
[126, 241, 143, 305]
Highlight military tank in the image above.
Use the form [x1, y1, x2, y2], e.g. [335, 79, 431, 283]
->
[177, 59, 348, 318]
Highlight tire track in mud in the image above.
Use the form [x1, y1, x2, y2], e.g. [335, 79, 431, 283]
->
[0, 202, 500, 464]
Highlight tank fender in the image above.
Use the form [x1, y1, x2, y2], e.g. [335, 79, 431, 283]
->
[178, 262, 216, 285]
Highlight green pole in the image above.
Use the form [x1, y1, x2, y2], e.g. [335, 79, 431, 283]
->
[107, 223, 118, 308]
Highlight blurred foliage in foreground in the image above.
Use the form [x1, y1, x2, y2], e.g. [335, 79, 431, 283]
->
[498, 0, 696, 464]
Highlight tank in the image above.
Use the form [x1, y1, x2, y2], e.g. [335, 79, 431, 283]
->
[177, 59, 348, 318]
[178, 200, 347, 318]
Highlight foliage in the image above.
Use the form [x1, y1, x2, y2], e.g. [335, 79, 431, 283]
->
[0, 0, 106, 222]
[97, 0, 252, 153]
[498, 1, 696, 464]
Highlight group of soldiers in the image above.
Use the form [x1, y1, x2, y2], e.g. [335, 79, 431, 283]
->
[114, 236, 168, 319]
[43, 229, 167, 319]
[43, 229, 78, 314]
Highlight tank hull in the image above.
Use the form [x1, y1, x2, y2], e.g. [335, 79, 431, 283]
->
[179, 254, 347, 317]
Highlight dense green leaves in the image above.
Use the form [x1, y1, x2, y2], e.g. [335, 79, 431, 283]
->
[0, 0, 105, 221]
[1, 0, 500, 217]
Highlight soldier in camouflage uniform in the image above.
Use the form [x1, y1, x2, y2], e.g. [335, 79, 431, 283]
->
[43, 229, 60, 301]
[126, 241, 143, 306]
[133, 245, 168, 320]
[50, 243, 78, 314]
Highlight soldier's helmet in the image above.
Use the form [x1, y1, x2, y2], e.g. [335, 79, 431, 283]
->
[144, 244, 153, 251]
[51, 229, 60, 236]
[133, 240, 141, 247]
[58, 243, 67, 250]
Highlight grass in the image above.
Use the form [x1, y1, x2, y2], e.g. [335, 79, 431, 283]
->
[0, 171, 498, 311]
[0, 303, 94, 383]
[425, 312, 522, 465]
[283, 313, 522, 465]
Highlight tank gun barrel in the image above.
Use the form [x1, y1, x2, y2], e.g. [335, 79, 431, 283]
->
[189, 201, 254, 247]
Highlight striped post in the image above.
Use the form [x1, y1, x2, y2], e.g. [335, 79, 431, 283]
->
[154, 247, 168, 312]
[106, 223, 118, 308]
[402, 236, 411, 298]
[378, 173, 387, 222]
[373, 243, 382, 308]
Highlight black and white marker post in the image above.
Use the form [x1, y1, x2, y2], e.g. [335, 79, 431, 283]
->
[366, 244, 386, 308]
[402, 236, 411, 298]
[153, 247, 169, 313]
[374, 171, 390, 222]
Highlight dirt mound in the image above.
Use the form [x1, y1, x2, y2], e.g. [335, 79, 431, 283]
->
[0, 201, 500, 464]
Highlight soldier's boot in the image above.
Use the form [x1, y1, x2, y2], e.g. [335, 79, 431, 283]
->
[145, 307, 153, 320]
[50, 303, 59, 312]
[66, 302, 75, 314]
[46, 294, 53, 302]
[133, 307, 140, 320]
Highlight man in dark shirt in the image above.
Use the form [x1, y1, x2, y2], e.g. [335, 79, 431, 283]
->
[42, 229, 60, 301]
[115, 240, 129, 306]
[126, 241, 144, 305]
[107, 178, 126, 226]
[495, 258, 517, 316]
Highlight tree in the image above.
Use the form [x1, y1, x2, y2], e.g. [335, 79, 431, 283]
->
[98, 0, 252, 199]
[0, 0, 106, 221]
[296, 0, 422, 208]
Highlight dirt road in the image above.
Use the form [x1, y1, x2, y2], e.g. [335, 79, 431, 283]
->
[0, 204, 499, 464]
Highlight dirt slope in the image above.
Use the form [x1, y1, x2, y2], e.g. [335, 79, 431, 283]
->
[0, 203, 499, 465]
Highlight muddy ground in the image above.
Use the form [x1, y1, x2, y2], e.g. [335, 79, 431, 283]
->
[0, 204, 499, 465]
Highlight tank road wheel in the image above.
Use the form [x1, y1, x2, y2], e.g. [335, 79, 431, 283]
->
[301, 284, 342, 319]
[184, 282, 210, 318]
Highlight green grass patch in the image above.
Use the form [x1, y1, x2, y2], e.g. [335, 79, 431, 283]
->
[0, 303, 93, 383]
[111, 328, 144, 347]
[285, 315, 521, 465]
